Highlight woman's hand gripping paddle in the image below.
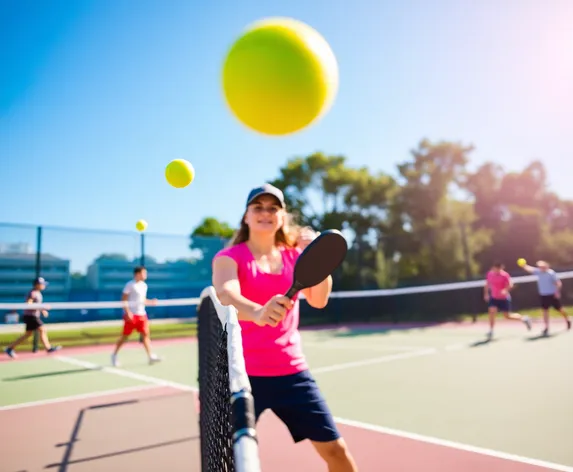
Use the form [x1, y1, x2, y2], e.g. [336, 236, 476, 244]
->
[285, 229, 348, 299]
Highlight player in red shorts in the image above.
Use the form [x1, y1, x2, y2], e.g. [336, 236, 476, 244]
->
[111, 266, 161, 367]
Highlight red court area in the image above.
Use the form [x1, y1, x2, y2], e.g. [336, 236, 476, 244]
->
[0, 387, 559, 472]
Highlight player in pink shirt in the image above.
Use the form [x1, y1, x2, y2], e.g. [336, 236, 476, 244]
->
[483, 262, 531, 339]
[212, 183, 357, 472]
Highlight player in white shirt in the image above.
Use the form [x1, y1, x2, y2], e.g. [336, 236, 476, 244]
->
[111, 266, 161, 366]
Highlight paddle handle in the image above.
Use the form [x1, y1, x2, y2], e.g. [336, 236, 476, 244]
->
[285, 281, 304, 300]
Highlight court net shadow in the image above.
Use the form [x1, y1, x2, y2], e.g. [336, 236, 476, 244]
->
[46, 391, 200, 472]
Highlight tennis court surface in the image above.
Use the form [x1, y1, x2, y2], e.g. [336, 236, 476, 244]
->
[1, 322, 572, 472]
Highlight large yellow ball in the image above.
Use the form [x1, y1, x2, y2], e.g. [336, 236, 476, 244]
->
[136, 219, 147, 232]
[165, 159, 195, 188]
[222, 17, 339, 136]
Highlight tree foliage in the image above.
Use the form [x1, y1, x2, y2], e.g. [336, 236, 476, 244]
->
[189, 217, 234, 277]
[191, 141, 572, 290]
[191, 217, 235, 239]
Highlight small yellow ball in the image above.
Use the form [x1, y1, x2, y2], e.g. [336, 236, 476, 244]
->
[165, 159, 195, 188]
[517, 258, 526, 267]
[136, 220, 148, 232]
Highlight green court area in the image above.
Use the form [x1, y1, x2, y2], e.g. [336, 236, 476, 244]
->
[1, 323, 572, 471]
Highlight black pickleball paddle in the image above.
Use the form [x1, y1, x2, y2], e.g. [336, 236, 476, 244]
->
[285, 229, 348, 299]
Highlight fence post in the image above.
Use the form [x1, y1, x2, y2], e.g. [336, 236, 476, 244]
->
[139, 233, 145, 343]
[33, 226, 42, 353]
[140, 233, 145, 267]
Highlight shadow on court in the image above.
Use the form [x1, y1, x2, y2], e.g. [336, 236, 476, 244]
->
[49, 392, 199, 472]
[306, 323, 444, 341]
[1, 383, 564, 472]
[3, 368, 95, 382]
[469, 338, 494, 348]
[524, 331, 565, 342]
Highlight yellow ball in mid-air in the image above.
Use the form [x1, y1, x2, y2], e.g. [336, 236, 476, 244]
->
[136, 219, 148, 232]
[517, 258, 526, 267]
[165, 159, 195, 188]
[222, 17, 339, 136]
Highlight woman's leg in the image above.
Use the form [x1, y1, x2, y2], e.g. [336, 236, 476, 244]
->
[311, 438, 358, 472]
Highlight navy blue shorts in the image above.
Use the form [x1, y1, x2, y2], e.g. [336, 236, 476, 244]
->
[23, 315, 43, 331]
[488, 297, 511, 312]
[249, 369, 340, 443]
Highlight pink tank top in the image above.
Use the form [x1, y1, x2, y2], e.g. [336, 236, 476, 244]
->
[213, 242, 308, 377]
[486, 270, 511, 299]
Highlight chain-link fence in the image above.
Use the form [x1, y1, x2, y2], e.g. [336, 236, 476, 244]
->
[0, 222, 227, 305]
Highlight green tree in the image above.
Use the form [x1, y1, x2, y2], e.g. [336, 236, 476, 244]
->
[538, 229, 573, 268]
[189, 217, 235, 281]
[192, 217, 235, 238]
[387, 139, 480, 282]
[464, 159, 571, 272]
[270, 152, 396, 289]
[95, 253, 129, 261]
[70, 272, 88, 289]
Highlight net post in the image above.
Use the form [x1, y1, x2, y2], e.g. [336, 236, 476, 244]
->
[140, 233, 145, 266]
[231, 389, 260, 472]
[33, 225, 42, 353]
[197, 285, 262, 472]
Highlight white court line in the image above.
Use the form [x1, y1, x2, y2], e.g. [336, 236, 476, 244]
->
[335, 417, 573, 472]
[55, 355, 197, 392]
[50, 354, 573, 471]
[312, 348, 438, 374]
[310, 334, 536, 374]
[303, 342, 428, 352]
[0, 384, 161, 411]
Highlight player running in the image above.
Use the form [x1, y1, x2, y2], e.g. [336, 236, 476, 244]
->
[111, 266, 161, 367]
[212, 184, 358, 472]
[484, 262, 531, 339]
[518, 260, 571, 335]
[4, 277, 61, 359]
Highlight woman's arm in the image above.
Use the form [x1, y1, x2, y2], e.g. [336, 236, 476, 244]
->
[302, 275, 333, 309]
[212, 256, 262, 322]
[212, 256, 292, 326]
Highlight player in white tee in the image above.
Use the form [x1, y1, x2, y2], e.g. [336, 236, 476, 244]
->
[111, 266, 161, 366]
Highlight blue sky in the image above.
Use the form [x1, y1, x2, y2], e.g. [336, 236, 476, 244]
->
[1, 0, 572, 267]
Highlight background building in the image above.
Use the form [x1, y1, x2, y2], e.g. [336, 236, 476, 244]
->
[0, 243, 71, 303]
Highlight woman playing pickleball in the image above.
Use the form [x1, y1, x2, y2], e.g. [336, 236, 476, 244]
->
[212, 183, 358, 472]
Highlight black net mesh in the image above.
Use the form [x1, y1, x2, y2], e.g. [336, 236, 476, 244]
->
[198, 296, 235, 472]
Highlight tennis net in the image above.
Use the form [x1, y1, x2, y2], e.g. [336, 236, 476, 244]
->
[197, 286, 260, 472]
[300, 270, 573, 325]
[0, 297, 200, 324]
[0, 297, 200, 352]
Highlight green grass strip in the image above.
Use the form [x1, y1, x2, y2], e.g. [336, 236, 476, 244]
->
[0, 322, 197, 351]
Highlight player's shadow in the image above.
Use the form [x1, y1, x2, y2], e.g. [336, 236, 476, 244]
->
[46, 393, 198, 472]
[524, 331, 562, 342]
[468, 338, 494, 348]
[3, 367, 96, 381]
